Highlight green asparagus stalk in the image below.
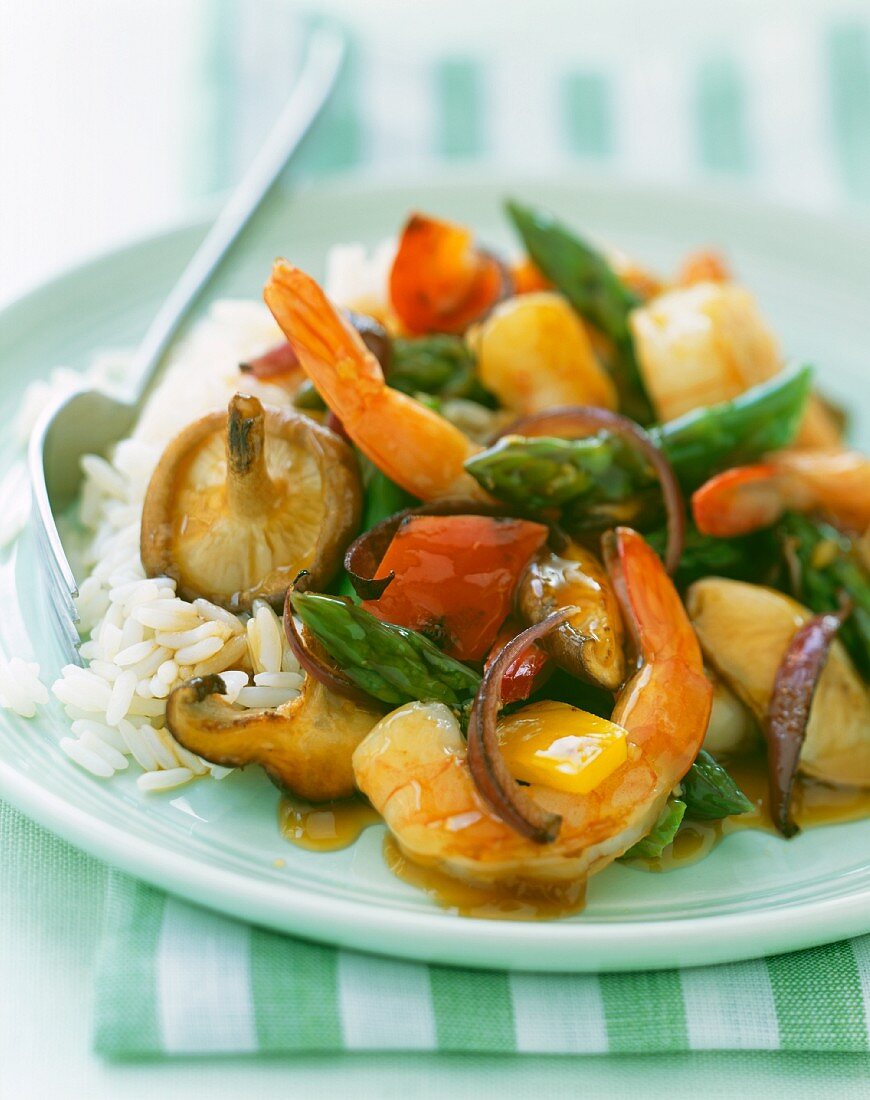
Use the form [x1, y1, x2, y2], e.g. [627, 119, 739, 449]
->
[466, 433, 647, 511]
[681, 751, 754, 820]
[778, 512, 870, 679]
[388, 334, 494, 406]
[620, 750, 752, 861]
[620, 798, 687, 860]
[506, 200, 653, 423]
[465, 365, 813, 510]
[646, 522, 780, 588]
[292, 591, 481, 707]
[657, 363, 812, 488]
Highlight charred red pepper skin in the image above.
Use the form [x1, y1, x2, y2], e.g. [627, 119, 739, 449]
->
[362, 515, 548, 661]
[389, 213, 506, 335]
[485, 618, 554, 703]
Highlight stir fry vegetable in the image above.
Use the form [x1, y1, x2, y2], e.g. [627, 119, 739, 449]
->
[516, 538, 626, 691]
[465, 365, 812, 512]
[167, 673, 385, 800]
[647, 522, 779, 589]
[492, 404, 686, 573]
[387, 334, 493, 405]
[291, 590, 481, 707]
[681, 750, 754, 820]
[765, 599, 853, 836]
[240, 340, 301, 382]
[687, 579, 870, 792]
[620, 799, 687, 860]
[389, 213, 507, 334]
[779, 512, 870, 678]
[140, 393, 362, 610]
[484, 618, 553, 704]
[506, 200, 652, 422]
[360, 514, 548, 660]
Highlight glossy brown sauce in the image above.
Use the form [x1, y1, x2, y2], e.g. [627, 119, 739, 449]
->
[727, 755, 870, 831]
[382, 834, 587, 920]
[280, 758, 870, 907]
[631, 754, 870, 872]
[279, 794, 381, 852]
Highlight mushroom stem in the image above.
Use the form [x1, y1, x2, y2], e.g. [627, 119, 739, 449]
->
[226, 393, 275, 518]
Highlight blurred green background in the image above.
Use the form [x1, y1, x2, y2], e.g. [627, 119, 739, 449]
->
[3, 0, 870, 303]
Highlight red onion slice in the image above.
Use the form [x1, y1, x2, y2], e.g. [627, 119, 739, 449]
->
[282, 574, 371, 703]
[495, 405, 685, 574]
[466, 607, 578, 843]
[239, 341, 300, 380]
[766, 595, 853, 836]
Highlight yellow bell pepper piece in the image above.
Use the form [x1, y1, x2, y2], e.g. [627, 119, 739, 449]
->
[499, 700, 628, 795]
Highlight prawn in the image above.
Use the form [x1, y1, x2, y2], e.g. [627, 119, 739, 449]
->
[264, 261, 486, 501]
[692, 449, 870, 538]
[630, 281, 842, 447]
[353, 528, 712, 887]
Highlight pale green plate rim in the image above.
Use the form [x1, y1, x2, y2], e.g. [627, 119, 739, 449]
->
[0, 169, 868, 972]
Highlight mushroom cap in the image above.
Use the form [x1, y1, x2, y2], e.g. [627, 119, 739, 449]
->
[516, 540, 626, 692]
[141, 395, 362, 611]
[166, 672, 386, 801]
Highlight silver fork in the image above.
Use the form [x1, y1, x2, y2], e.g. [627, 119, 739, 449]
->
[28, 25, 344, 663]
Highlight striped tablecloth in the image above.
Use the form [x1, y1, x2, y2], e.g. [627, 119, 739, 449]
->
[4, 0, 870, 1074]
[94, 876, 870, 1057]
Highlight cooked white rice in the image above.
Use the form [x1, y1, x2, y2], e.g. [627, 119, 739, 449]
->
[17, 242, 394, 790]
[0, 657, 50, 718]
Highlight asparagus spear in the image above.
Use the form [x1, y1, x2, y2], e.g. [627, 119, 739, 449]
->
[620, 798, 687, 860]
[778, 512, 870, 679]
[657, 363, 812, 488]
[292, 591, 481, 707]
[506, 200, 653, 423]
[681, 750, 754, 820]
[465, 365, 813, 509]
[388, 334, 495, 406]
[620, 750, 753, 861]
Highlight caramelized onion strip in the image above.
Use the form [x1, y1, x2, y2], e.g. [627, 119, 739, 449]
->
[282, 574, 370, 703]
[766, 595, 853, 836]
[467, 607, 578, 843]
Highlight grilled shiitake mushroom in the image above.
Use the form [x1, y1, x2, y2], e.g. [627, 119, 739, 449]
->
[141, 393, 362, 611]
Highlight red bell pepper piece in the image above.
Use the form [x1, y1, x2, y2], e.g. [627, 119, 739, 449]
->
[362, 515, 548, 661]
[484, 617, 554, 704]
[389, 213, 505, 335]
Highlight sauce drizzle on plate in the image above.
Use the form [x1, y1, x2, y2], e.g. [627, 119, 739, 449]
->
[279, 794, 381, 852]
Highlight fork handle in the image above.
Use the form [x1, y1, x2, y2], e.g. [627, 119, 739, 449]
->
[127, 25, 344, 400]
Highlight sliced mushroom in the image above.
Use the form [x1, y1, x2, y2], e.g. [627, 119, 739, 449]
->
[141, 393, 362, 611]
[166, 673, 386, 801]
[516, 540, 625, 692]
[687, 578, 870, 787]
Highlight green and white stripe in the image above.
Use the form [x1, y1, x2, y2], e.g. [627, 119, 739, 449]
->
[94, 876, 870, 1057]
[204, 8, 870, 208]
[88, 8, 870, 1059]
